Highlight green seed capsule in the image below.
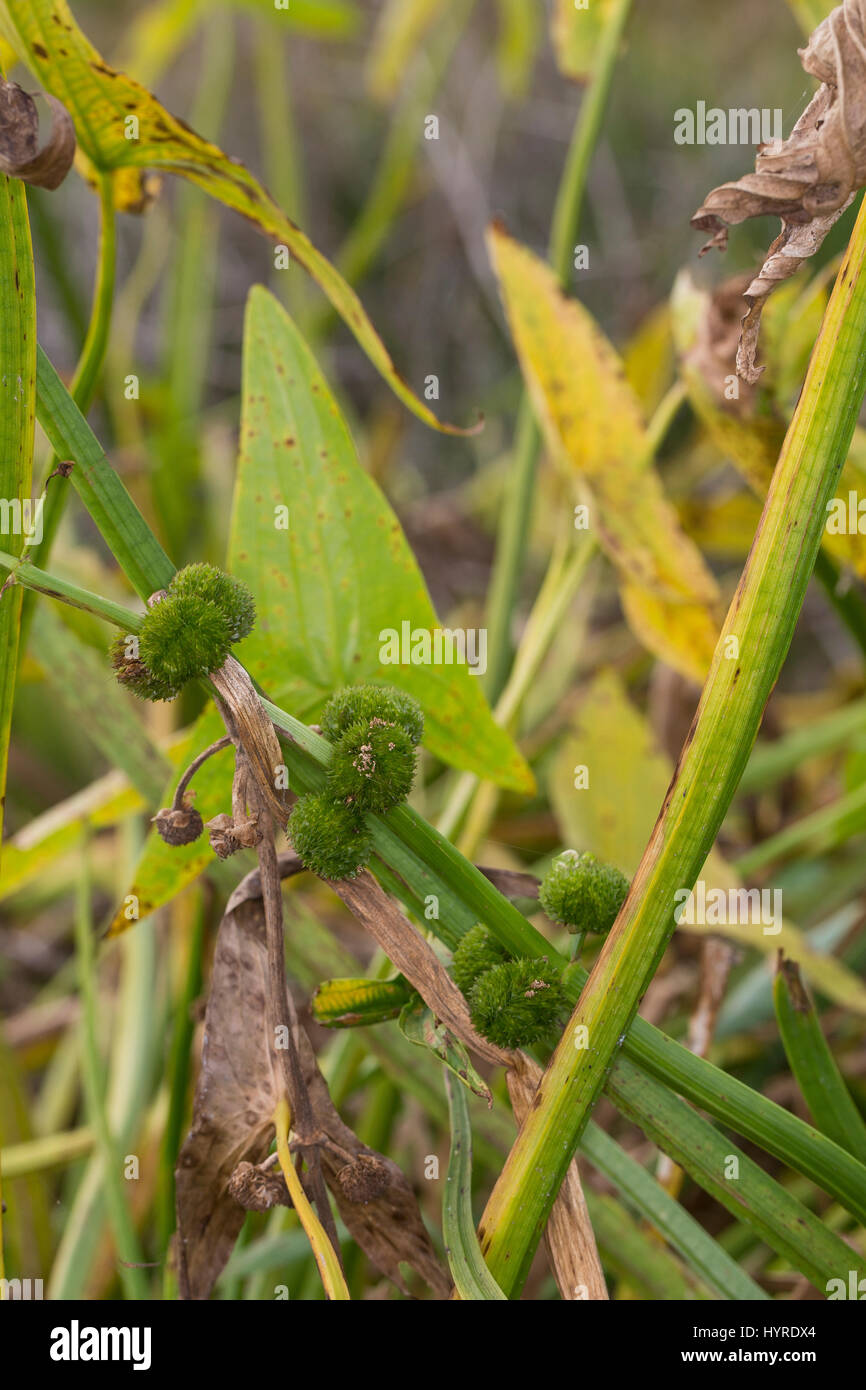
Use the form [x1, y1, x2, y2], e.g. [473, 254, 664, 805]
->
[289, 792, 372, 880]
[469, 958, 565, 1050]
[320, 684, 424, 747]
[451, 924, 509, 997]
[539, 849, 630, 935]
[327, 718, 417, 813]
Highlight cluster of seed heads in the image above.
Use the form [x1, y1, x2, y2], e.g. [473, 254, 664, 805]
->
[451, 925, 566, 1050]
[111, 562, 256, 703]
[289, 685, 423, 881]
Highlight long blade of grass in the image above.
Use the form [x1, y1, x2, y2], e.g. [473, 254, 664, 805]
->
[443, 1070, 507, 1300]
[774, 956, 866, 1165]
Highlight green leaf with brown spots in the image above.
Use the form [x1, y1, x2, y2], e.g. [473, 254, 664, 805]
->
[0, 0, 472, 435]
[228, 286, 534, 794]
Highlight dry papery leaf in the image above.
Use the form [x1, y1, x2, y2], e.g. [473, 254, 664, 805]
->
[0, 77, 75, 188]
[174, 852, 450, 1300]
[692, 0, 866, 382]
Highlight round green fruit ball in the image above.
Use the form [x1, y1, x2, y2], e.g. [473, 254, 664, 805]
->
[539, 849, 630, 935]
[451, 924, 509, 997]
[469, 959, 565, 1050]
[289, 792, 372, 880]
[138, 593, 234, 687]
[327, 719, 417, 813]
[320, 684, 424, 748]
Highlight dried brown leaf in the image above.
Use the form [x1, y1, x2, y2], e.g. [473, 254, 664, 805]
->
[176, 858, 450, 1300]
[691, 0, 866, 380]
[174, 889, 281, 1300]
[0, 78, 75, 189]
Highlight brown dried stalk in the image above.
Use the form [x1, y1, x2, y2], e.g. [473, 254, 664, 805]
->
[692, 0, 866, 381]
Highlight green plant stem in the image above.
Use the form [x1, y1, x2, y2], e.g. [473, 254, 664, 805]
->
[17, 553, 866, 1236]
[484, 0, 632, 700]
[156, 890, 206, 1256]
[74, 845, 148, 1300]
[0, 550, 145, 631]
[23, 173, 117, 637]
[27, 342, 866, 1255]
[476, 192, 866, 1296]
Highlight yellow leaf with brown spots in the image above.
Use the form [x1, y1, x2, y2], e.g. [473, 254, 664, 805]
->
[489, 225, 720, 682]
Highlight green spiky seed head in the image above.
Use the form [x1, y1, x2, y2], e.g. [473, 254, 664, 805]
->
[327, 719, 417, 813]
[168, 563, 256, 642]
[320, 684, 424, 747]
[539, 850, 630, 935]
[452, 924, 509, 997]
[289, 793, 372, 880]
[138, 593, 234, 688]
[469, 958, 565, 1050]
[110, 634, 180, 702]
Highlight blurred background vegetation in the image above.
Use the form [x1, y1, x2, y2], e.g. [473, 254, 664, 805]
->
[3, 0, 866, 1301]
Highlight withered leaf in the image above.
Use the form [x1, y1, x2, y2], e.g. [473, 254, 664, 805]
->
[174, 889, 281, 1300]
[175, 858, 450, 1299]
[691, 0, 866, 381]
[0, 79, 75, 190]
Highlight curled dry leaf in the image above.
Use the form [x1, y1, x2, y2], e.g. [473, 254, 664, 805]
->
[175, 857, 450, 1299]
[0, 78, 75, 189]
[692, 0, 866, 381]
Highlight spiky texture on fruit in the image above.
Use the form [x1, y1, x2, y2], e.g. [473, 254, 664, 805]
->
[289, 792, 372, 880]
[539, 849, 630, 935]
[469, 958, 565, 1049]
[168, 562, 256, 642]
[110, 635, 179, 702]
[138, 593, 234, 688]
[320, 684, 424, 748]
[451, 924, 510, 997]
[327, 719, 417, 813]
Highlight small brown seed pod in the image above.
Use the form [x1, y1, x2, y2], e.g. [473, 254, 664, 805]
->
[153, 801, 203, 846]
[336, 1153, 389, 1203]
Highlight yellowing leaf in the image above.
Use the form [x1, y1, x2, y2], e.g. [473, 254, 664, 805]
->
[0, 0, 471, 435]
[550, 671, 866, 1014]
[552, 0, 619, 81]
[0, 771, 143, 901]
[489, 225, 720, 682]
[230, 287, 533, 794]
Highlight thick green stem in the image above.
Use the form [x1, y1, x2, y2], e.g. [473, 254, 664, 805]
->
[478, 192, 866, 1296]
